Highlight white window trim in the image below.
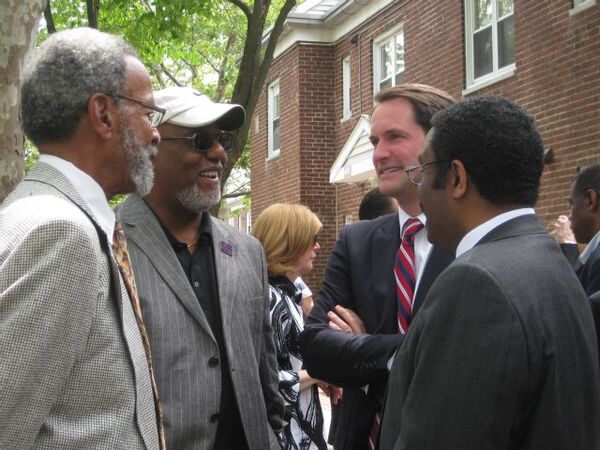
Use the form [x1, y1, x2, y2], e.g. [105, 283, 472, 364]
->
[245, 212, 252, 234]
[570, 0, 596, 15]
[267, 79, 280, 159]
[372, 25, 404, 95]
[464, 0, 516, 92]
[342, 56, 352, 119]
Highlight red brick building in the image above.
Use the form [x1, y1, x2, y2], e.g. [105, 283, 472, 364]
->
[250, 0, 600, 294]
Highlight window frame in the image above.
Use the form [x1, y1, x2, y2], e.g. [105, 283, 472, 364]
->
[342, 55, 352, 119]
[463, 0, 516, 94]
[372, 26, 405, 95]
[267, 79, 281, 158]
[570, 0, 596, 15]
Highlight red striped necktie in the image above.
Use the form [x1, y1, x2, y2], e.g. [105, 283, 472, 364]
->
[368, 217, 423, 450]
[395, 218, 424, 334]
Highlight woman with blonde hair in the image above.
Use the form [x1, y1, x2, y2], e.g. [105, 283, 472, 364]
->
[253, 203, 327, 450]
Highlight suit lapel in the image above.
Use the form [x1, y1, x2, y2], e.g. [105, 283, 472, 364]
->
[412, 246, 454, 315]
[211, 218, 238, 340]
[117, 195, 215, 339]
[27, 164, 122, 313]
[371, 215, 401, 324]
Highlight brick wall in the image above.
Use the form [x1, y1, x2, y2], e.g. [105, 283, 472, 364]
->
[251, 0, 600, 295]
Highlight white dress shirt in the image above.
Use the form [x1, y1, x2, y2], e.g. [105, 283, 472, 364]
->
[40, 155, 115, 243]
[455, 208, 535, 258]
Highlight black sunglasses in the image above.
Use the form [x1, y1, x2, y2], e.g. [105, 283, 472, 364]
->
[161, 131, 234, 152]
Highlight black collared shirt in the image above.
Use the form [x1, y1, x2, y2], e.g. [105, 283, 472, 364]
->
[161, 212, 248, 450]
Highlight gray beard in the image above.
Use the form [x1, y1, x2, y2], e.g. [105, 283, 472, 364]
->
[176, 182, 221, 213]
[119, 126, 157, 197]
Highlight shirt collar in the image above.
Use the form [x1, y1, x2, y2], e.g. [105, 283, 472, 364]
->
[397, 206, 427, 234]
[154, 206, 213, 251]
[455, 208, 535, 258]
[39, 154, 115, 241]
[580, 229, 600, 264]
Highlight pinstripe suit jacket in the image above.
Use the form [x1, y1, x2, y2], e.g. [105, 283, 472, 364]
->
[0, 163, 159, 449]
[115, 194, 284, 450]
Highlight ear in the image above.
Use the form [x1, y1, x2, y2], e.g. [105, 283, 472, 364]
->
[585, 188, 598, 213]
[87, 93, 116, 140]
[449, 160, 468, 200]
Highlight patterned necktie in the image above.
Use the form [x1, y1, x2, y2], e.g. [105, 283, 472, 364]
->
[395, 218, 424, 334]
[368, 217, 424, 450]
[112, 222, 167, 450]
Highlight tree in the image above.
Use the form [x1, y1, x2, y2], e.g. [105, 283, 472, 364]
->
[0, 0, 48, 201]
[16, 0, 298, 211]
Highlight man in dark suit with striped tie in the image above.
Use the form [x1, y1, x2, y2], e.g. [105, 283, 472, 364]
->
[299, 84, 455, 450]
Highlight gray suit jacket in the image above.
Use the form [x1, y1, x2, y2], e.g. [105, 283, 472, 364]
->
[116, 194, 284, 450]
[0, 163, 159, 449]
[379, 214, 600, 450]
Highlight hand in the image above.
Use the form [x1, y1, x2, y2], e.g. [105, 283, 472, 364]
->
[317, 383, 343, 405]
[327, 305, 366, 334]
[549, 215, 576, 244]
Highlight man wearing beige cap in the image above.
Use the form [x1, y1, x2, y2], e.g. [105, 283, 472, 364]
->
[116, 86, 284, 450]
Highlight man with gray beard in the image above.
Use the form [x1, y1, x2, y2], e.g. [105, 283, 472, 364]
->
[115, 86, 285, 450]
[0, 27, 162, 448]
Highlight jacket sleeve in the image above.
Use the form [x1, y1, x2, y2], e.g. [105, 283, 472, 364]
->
[299, 225, 402, 387]
[0, 216, 99, 448]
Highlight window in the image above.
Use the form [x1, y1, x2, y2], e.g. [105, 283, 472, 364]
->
[464, 0, 515, 89]
[570, 0, 596, 14]
[267, 80, 280, 157]
[342, 56, 352, 118]
[373, 28, 405, 94]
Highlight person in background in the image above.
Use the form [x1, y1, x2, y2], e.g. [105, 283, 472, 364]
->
[253, 203, 328, 450]
[358, 188, 399, 220]
[551, 163, 600, 295]
[550, 163, 600, 368]
[0, 27, 161, 448]
[115, 86, 284, 449]
[379, 95, 600, 449]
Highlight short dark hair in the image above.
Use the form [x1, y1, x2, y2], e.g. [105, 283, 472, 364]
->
[429, 96, 544, 206]
[572, 163, 600, 200]
[374, 83, 456, 133]
[359, 188, 396, 220]
[21, 27, 138, 147]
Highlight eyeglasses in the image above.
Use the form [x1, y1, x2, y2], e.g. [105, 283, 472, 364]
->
[404, 160, 449, 186]
[161, 131, 234, 152]
[115, 94, 166, 126]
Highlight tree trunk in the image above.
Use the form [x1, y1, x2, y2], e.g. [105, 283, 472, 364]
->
[0, 0, 47, 202]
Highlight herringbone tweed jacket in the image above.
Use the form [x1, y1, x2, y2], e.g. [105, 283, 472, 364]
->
[0, 162, 159, 449]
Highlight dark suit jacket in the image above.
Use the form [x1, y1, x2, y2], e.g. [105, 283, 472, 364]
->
[379, 215, 600, 450]
[299, 213, 453, 449]
[577, 243, 600, 295]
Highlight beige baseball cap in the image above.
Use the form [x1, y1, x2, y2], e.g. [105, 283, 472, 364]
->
[153, 86, 245, 131]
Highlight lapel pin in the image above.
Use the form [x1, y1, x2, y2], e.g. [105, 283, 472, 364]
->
[220, 240, 233, 257]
